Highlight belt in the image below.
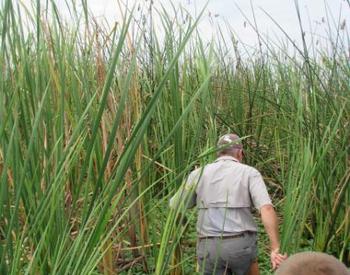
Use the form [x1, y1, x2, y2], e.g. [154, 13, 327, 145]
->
[198, 232, 247, 240]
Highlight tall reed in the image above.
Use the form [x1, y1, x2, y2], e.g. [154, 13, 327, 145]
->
[0, 0, 348, 274]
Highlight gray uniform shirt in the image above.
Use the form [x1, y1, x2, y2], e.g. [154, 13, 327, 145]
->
[169, 156, 272, 237]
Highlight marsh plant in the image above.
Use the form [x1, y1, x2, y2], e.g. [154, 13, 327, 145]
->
[0, 0, 349, 274]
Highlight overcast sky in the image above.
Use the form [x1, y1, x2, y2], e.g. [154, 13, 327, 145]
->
[15, 0, 350, 52]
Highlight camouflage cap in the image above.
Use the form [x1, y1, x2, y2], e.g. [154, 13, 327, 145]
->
[217, 134, 243, 150]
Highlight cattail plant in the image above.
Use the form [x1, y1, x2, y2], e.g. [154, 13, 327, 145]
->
[0, 0, 348, 274]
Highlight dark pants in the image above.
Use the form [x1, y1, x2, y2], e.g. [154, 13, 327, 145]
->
[197, 232, 257, 275]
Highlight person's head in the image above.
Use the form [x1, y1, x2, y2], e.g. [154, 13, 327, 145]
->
[217, 133, 243, 161]
[275, 252, 349, 275]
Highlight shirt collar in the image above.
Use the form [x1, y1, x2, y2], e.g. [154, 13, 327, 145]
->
[215, 156, 239, 163]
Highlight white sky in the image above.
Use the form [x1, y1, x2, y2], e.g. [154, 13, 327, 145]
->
[12, 0, 350, 52]
[82, 0, 348, 45]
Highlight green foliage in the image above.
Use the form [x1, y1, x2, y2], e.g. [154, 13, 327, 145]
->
[0, 0, 349, 274]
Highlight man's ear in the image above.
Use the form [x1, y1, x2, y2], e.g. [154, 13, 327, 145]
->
[237, 149, 243, 161]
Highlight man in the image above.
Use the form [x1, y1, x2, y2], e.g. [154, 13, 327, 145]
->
[170, 134, 287, 275]
[275, 251, 349, 275]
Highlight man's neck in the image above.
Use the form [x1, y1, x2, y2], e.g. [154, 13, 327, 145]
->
[217, 155, 241, 162]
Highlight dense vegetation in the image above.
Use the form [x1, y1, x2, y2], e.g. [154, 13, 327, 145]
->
[0, 0, 349, 274]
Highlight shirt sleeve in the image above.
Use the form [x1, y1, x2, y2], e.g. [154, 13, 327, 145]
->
[169, 170, 199, 210]
[248, 169, 273, 210]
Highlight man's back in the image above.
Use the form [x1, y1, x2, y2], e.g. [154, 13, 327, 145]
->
[195, 156, 254, 209]
[170, 133, 287, 274]
[190, 156, 272, 237]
